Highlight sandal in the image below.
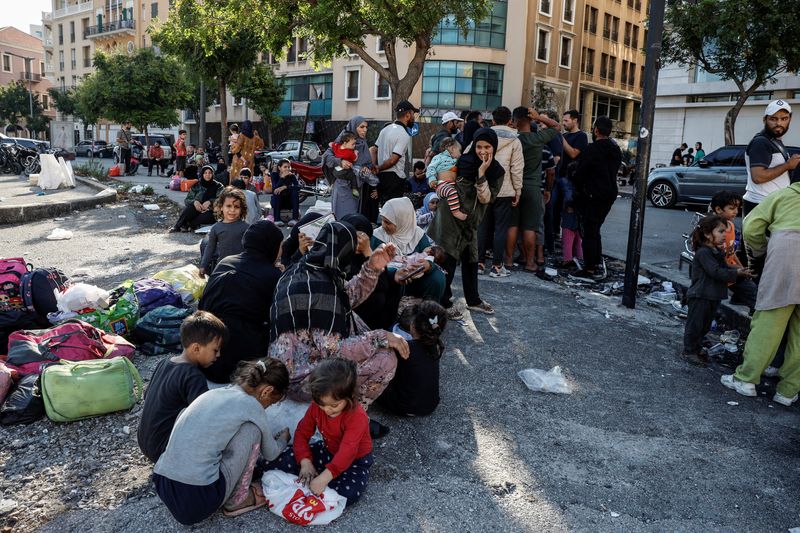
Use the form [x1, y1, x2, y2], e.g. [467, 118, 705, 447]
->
[223, 482, 267, 517]
[467, 300, 495, 315]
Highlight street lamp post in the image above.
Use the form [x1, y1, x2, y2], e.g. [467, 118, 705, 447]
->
[6, 52, 35, 137]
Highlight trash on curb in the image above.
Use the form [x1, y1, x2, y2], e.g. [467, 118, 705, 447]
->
[46, 228, 73, 240]
[720, 330, 740, 344]
[727, 401, 739, 406]
[129, 184, 148, 194]
[637, 275, 651, 285]
[544, 267, 558, 277]
[143, 204, 160, 211]
[517, 366, 572, 394]
[671, 300, 688, 316]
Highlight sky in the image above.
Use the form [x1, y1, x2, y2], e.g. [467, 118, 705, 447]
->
[2, 0, 53, 33]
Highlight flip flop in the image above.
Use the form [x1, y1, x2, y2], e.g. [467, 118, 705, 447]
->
[223, 483, 267, 517]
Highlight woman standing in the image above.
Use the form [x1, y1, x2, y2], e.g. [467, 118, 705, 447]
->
[230, 120, 264, 181]
[170, 165, 224, 232]
[323, 116, 379, 219]
[427, 128, 504, 320]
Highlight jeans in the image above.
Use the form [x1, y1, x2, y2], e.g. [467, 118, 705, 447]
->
[441, 248, 481, 308]
[270, 188, 300, 220]
[478, 197, 513, 266]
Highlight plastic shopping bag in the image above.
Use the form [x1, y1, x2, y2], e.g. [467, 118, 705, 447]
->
[77, 280, 139, 337]
[56, 283, 110, 313]
[517, 366, 573, 394]
[152, 264, 207, 305]
[262, 470, 346, 526]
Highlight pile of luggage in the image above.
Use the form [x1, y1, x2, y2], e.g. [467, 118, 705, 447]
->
[0, 258, 208, 426]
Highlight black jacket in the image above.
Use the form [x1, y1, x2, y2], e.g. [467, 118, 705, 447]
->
[687, 246, 738, 300]
[572, 137, 622, 205]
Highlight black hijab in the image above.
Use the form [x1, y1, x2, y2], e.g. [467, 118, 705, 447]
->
[242, 220, 284, 263]
[462, 119, 481, 149]
[271, 221, 359, 339]
[281, 211, 324, 266]
[457, 127, 504, 182]
[340, 213, 374, 279]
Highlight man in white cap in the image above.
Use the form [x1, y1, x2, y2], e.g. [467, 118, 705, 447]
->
[743, 99, 800, 276]
[428, 111, 464, 157]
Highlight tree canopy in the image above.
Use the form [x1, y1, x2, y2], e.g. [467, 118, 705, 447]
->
[663, 0, 800, 143]
[0, 82, 49, 137]
[230, 63, 284, 143]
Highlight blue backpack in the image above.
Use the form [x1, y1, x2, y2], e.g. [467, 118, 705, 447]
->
[132, 306, 191, 355]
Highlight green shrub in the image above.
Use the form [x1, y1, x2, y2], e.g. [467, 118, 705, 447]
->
[73, 161, 107, 181]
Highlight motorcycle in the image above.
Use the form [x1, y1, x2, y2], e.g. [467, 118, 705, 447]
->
[127, 141, 143, 176]
[290, 161, 331, 203]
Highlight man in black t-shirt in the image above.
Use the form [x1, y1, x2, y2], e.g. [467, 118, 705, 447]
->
[670, 143, 687, 166]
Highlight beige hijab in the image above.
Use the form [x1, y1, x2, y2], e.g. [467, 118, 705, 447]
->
[373, 197, 426, 255]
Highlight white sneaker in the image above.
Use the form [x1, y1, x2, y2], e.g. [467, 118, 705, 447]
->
[288, 219, 298, 227]
[773, 392, 798, 407]
[720, 374, 757, 397]
[489, 266, 511, 278]
[763, 366, 780, 377]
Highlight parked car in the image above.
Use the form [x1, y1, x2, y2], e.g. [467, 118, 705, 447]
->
[114, 133, 173, 168]
[72, 140, 113, 158]
[255, 140, 321, 169]
[647, 144, 800, 208]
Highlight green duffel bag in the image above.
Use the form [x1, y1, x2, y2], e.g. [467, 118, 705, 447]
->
[40, 357, 143, 422]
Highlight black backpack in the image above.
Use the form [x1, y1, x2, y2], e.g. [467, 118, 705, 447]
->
[0, 374, 45, 425]
[21, 268, 70, 319]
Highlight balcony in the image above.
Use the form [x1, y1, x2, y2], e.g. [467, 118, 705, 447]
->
[52, 1, 93, 19]
[83, 58, 91, 68]
[45, 63, 55, 75]
[84, 20, 136, 40]
[20, 72, 42, 83]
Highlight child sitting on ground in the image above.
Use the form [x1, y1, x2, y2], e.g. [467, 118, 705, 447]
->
[377, 300, 447, 416]
[416, 192, 439, 230]
[426, 137, 466, 220]
[265, 358, 373, 505]
[330, 132, 361, 198]
[138, 311, 224, 463]
[153, 358, 291, 525]
[682, 215, 753, 367]
[709, 190, 758, 311]
[199, 187, 249, 277]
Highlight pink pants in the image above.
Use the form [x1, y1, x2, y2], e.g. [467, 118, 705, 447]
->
[562, 228, 583, 262]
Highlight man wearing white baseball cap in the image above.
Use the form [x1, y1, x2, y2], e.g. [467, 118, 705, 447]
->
[428, 111, 464, 157]
[743, 99, 800, 276]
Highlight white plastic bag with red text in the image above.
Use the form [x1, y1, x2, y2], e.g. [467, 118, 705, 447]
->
[262, 469, 346, 526]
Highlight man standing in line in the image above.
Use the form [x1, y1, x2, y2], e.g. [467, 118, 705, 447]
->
[372, 100, 418, 207]
[117, 121, 133, 175]
[569, 116, 622, 282]
[670, 143, 687, 166]
[428, 111, 464, 158]
[550, 110, 588, 248]
[742, 99, 800, 277]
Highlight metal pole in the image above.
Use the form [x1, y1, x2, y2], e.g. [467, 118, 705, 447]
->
[621, 0, 667, 308]
[199, 79, 206, 148]
[298, 102, 310, 162]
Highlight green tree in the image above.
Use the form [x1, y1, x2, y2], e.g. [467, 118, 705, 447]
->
[259, 0, 492, 110]
[663, 0, 800, 144]
[48, 87, 77, 116]
[230, 63, 285, 147]
[0, 82, 31, 136]
[151, 0, 266, 159]
[89, 48, 192, 145]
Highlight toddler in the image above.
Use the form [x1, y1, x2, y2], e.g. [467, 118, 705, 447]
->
[426, 137, 466, 220]
[199, 187, 250, 277]
[709, 190, 757, 311]
[330, 132, 361, 198]
[682, 215, 753, 366]
[138, 311, 225, 463]
[560, 179, 583, 267]
[416, 192, 439, 230]
[265, 358, 373, 506]
[153, 358, 291, 524]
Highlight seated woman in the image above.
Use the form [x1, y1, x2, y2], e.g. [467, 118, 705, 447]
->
[269, 221, 410, 412]
[170, 165, 224, 232]
[199, 221, 284, 383]
[371, 197, 446, 302]
[280, 211, 323, 268]
[267, 159, 300, 227]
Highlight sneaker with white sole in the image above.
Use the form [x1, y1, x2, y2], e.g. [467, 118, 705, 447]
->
[489, 266, 511, 278]
[720, 374, 757, 397]
[763, 366, 780, 377]
[773, 392, 798, 406]
[568, 269, 596, 283]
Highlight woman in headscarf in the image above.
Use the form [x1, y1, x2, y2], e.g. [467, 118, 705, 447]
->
[416, 192, 439, 230]
[198, 220, 285, 383]
[323, 116, 379, 219]
[372, 197, 446, 303]
[269, 221, 409, 409]
[427, 127, 505, 320]
[170, 165, 224, 232]
[229, 120, 264, 181]
[280, 211, 323, 267]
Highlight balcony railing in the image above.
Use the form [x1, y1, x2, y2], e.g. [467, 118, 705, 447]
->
[52, 1, 93, 19]
[44, 39, 53, 47]
[84, 19, 135, 39]
[20, 72, 42, 82]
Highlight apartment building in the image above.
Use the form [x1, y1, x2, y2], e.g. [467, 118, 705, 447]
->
[0, 26, 55, 136]
[651, 64, 800, 166]
[43, 0, 95, 95]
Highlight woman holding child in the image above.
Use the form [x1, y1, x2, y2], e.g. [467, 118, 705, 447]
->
[324, 115, 378, 219]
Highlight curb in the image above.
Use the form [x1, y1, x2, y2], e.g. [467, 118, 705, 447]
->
[0, 175, 118, 225]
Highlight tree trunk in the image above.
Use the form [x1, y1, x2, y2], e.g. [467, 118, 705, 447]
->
[267, 123, 273, 148]
[724, 81, 760, 145]
[219, 79, 228, 164]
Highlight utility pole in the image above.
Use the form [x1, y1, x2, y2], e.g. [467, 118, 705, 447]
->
[622, 0, 667, 308]
[199, 79, 206, 148]
[7, 53, 35, 137]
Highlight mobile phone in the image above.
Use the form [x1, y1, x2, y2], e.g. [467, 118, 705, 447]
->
[399, 264, 425, 281]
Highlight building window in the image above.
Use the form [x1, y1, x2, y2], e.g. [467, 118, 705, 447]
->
[69, 21, 75, 43]
[42, 94, 49, 110]
[58, 24, 63, 45]
[611, 17, 620, 42]
[608, 56, 616, 81]
[603, 14, 611, 39]
[82, 18, 89, 39]
[432, 1, 507, 49]
[581, 47, 595, 75]
[624, 22, 631, 46]
[563, 0, 575, 23]
[636, 0, 642, 10]
[600, 53, 608, 79]
[1, 54, 11, 73]
[421, 60, 503, 112]
[593, 94, 623, 121]
[584, 6, 598, 33]
[278, 74, 333, 118]
[536, 28, 550, 62]
[627, 0, 634, 6]
[298, 38, 308, 62]
[559, 36, 572, 68]
[287, 40, 297, 62]
[376, 36, 385, 54]
[621, 60, 629, 85]
[628, 62, 636, 86]
[59, 51, 64, 71]
[71, 49, 76, 69]
[345, 68, 360, 100]
[641, 66, 645, 88]
[151, 2, 158, 17]
[233, 96, 242, 106]
[375, 73, 390, 100]
[631, 26, 639, 49]
[539, 0, 551, 16]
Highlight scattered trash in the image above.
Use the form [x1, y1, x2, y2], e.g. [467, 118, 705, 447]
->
[637, 275, 651, 285]
[671, 300, 688, 316]
[544, 267, 558, 277]
[95, 189, 116, 197]
[129, 184, 148, 194]
[54, 217, 65, 221]
[661, 281, 673, 291]
[604, 310, 611, 319]
[646, 291, 677, 306]
[117, 215, 126, 218]
[46, 228, 73, 240]
[517, 366, 572, 394]
[56, 283, 111, 313]
[610, 512, 620, 518]
[727, 401, 739, 406]
[720, 330, 740, 344]
[143, 204, 160, 211]
[122, 425, 131, 435]
[36, 191, 46, 196]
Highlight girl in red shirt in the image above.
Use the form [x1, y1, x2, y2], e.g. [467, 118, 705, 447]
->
[265, 358, 373, 505]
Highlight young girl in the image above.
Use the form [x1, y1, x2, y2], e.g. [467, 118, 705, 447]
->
[682, 215, 752, 366]
[152, 358, 291, 525]
[199, 187, 249, 277]
[426, 138, 466, 220]
[265, 358, 373, 505]
[560, 194, 583, 267]
[377, 300, 447, 416]
[268, 159, 301, 226]
[416, 192, 439, 230]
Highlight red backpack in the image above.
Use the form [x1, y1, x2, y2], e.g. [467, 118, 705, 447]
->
[0, 258, 30, 312]
[5, 320, 135, 375]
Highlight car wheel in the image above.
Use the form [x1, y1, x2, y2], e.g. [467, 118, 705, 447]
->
[648, 181, 677, 208]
